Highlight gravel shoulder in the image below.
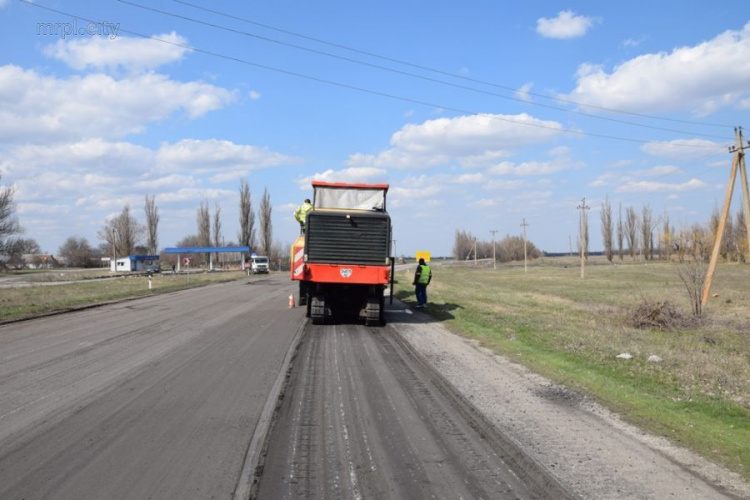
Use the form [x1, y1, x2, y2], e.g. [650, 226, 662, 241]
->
[389, 300, 750, 500]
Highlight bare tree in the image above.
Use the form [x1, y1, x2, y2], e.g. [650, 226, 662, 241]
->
[197, 201, 211, 266]
[58, 236, 96, 268]
[678, 258, 706, 317]
[601, 196, 613, 263]
[238, 179, 256, 251]
[144, 195, 159, 255]
[98, 204, 145, 258]
[660, 214, 673, 261]
[736, 209, 747, 262]
[625, 206, 638, 260]
[259, 188, 273, 255]
[0, 174, 22, 259]
[6, 238, 40, 269]
[213, 201, 222, 265]
[616, 203, 624, 261]
[641, 205, 653, 260]
[453, 230, 475, 260]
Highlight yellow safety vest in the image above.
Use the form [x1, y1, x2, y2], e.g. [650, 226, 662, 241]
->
[417, 264, 431, 284]
[294, 202, 313, 224]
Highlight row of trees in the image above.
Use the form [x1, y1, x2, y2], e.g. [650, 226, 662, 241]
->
[599, 198, 749, 263]
[0, 172, 284, 269]
[452, 230, 542, 263]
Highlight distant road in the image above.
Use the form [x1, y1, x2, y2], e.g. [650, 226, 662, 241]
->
[0, 275, 302, 499]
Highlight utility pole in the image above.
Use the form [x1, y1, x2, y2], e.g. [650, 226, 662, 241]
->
[577, 198, 590, 279]
[490, 230, 498, 269]
[521, 219, 529, 273]
[703, 127, 750, 305]
[474, 238, 478, 266]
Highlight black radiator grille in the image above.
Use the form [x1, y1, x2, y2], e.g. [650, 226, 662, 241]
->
[306, 212, 390, 265]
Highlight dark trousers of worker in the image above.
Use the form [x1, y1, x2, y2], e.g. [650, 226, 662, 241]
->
[415, 284, 428, 306]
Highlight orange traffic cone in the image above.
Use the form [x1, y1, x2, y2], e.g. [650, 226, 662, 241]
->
[289, 293, 295, 308]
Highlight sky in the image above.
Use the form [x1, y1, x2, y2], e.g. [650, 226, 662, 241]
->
[1, 0, 749, 257]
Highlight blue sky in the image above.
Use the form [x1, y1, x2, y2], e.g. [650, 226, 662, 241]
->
[1, 0, 749, 257]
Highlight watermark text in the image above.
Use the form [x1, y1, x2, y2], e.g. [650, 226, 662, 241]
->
[37, 20, 120, 40]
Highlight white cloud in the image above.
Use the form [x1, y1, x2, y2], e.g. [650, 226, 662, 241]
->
[641, 139, 726, 160]
[248, 90, 261, 100]
[455, 173, 485, 184]
[44, 33, 191, 73]
[348, 113, 563, 170]
[296, 167, 388, 188]
[622, 36, 647, 48]
[485, 179, 525, 190]
[516, 82, 534, 102]
[469, 198, 501, 209]
[157, 139, 297, 175]
[608, 159, 634, 168]
[8, 139, 154, 173]
[536, 11, 596, 39]
[0, 65, 235, 143]
[634, 165, 681, 176]
[489, 149, 583, 177]
[565, 22, 750, 114]
[615, 178, 707, 193]
[155, 188, 236, 203]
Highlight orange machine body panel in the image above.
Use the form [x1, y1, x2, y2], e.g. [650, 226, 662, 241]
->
[303, 262, 390, 285]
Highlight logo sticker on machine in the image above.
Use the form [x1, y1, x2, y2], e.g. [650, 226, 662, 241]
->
[340, 268, 352, 278]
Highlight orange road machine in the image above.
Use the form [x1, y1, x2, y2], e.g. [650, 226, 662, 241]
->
[291, 181, 393, 326]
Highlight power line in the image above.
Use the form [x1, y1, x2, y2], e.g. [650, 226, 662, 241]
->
[21, 1, 735, 150]
[116, 0, 732, 141]
[173, 0, 734, 130]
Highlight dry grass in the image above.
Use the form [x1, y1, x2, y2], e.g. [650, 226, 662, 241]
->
[0, 271, 250, 321]
[396, 259, 750, 477]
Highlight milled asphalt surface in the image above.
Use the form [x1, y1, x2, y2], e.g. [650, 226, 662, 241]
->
[0, 275, 303, 500]
[256, 319, 574, 499]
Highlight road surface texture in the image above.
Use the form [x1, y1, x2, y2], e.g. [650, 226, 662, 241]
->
[2, 275, 748, 500]
[383, 301, 750, 500]
[256, 300, 750, 500]
[256, 320, 574, 499]
[0, 276, 303, 500]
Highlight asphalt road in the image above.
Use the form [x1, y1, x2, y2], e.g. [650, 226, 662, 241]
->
[0, 275, 303, 500]
[255, 320, 574, 499]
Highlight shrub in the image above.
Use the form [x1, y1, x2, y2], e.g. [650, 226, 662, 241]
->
[629, 299, 687, 330]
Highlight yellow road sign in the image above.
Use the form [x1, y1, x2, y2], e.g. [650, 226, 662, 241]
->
[415, 251, 431, 262]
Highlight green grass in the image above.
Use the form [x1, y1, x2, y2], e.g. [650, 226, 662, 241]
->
[395, 259, 750, 479]
[0, 271, 251, 321]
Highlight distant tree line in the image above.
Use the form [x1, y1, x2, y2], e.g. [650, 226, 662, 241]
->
[600, 199, 749, 263]
[452, 230, 541, 263]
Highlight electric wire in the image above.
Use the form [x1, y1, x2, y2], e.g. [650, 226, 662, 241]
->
[118, 0, 732, 141]
[173, 0, 733, 130]
[21, 1, 732, 151]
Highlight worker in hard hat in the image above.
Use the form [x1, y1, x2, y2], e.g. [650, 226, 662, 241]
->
[293, 198, 313, 233]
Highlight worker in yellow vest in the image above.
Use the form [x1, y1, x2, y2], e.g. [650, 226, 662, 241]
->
[413, 258, 432, 308]
[293, 198, 313, 233]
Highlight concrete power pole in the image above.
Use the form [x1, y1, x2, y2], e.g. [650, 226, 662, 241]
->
[490, 230, 498, 269]
[577, 198, 590, 279]
[521, 219, 529, 273]
[702, 127, 750, 305]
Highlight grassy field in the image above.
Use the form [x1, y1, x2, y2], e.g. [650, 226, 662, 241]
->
[0, 270, 250, 322]
[395, 258, 750, 480]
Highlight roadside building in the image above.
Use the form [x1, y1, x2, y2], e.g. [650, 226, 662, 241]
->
[111, 255, 160, 272]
